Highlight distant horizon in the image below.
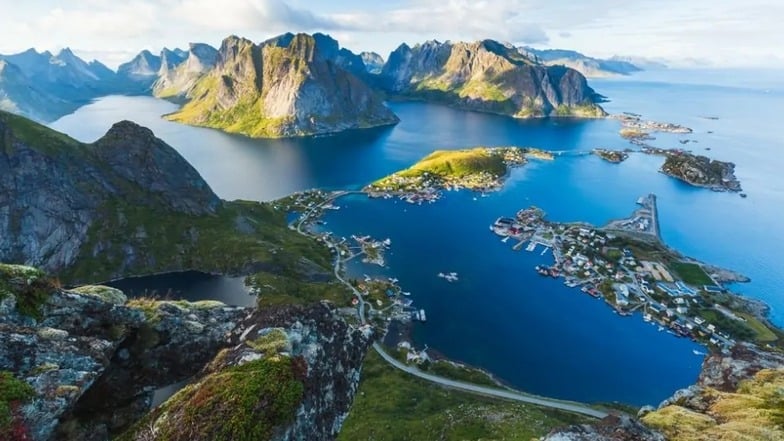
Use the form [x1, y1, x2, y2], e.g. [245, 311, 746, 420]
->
[2, 1, 782, 70]
[6, 34, 784, 75]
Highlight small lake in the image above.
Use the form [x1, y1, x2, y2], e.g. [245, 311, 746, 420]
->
[106, 271, 255, 307]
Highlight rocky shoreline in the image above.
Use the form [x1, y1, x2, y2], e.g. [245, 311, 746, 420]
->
[660, 152, 742, 192]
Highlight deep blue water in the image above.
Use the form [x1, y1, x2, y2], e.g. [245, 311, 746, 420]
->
[51, 69, 784, 406]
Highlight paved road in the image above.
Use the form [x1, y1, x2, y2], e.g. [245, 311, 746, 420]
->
[373, 343, 609, 419]
[294, 191, 608, 420]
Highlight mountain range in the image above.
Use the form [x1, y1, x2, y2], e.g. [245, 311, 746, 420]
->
[0, 36, 656, 135]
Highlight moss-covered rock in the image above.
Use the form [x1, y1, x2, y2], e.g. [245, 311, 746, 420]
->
[642, 368, 784, 440]
[69, 285, 127, 305]
[0, 371, 34, 433]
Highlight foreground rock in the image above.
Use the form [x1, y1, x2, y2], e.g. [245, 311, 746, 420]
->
[660, 152, 742, 192]
[0, 264, 244, 440]
[1, 264, 372, 441]
[119, 303, 373, 441]
[166, 33, 398, 138]
[380, 39, 606, 118]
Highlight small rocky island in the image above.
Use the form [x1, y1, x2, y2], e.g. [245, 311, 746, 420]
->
[365, 147, 553, 203]
[593, 148, 629, 163]
[661, 152, 742, 192]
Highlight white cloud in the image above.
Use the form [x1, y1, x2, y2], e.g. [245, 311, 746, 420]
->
[0, 0, 782, 68]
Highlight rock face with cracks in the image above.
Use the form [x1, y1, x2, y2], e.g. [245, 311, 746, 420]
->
[1, 264, 373, 441]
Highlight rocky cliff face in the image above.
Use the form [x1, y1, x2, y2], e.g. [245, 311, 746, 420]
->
[166, 33, 398, 138]
[380, 40, 606, 118]
[153, 44, 218, 99]
[0, 60, 79, 122]
[0, 111, 220, 275]
[360, 52, 384, 74]
[1, 264, 372, 441]
[120, 303, 373, 441]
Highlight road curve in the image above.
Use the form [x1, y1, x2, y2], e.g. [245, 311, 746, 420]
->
[373, 343, 609, 419]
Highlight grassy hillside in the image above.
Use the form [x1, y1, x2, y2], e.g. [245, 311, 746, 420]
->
[338, 350, 588, 441]
[642, 369, 784, 441]
[368, 147, 524, 193]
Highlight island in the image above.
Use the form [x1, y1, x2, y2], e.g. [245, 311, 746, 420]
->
[614, 113, 693, 138]
[593, 148, 629, 163]
[660, 152, 742, 192]
[489, 194, 780, 352]
[365, 146, 553, 203]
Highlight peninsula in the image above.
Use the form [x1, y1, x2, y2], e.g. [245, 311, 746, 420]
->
[491, 194, 778, 352]
[660, 152, 742, 192]
[365, 146, 553, 203]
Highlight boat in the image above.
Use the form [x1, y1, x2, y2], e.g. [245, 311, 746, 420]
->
[419, 309, 427, 321]
[401, 291, 411, 296]
[692, 349, 706, 356]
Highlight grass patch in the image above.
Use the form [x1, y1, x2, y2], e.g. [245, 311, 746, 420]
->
[246, 329, 289, 354]
[642, 368, 784, 441]
[338, 351, 589, 441]
[0, 263, 58, 319]
[0, 371, 34, 432]
[426, 360, 499, 388]
[736, 312, 779, 343]
[119, 357, 304, 441]
[63, 199, 333, 287]
[247, 272, 352, 307]
[669, 262, 714, 286]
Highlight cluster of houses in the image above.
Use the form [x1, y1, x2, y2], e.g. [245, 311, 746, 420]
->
[553, 226, 734, 348]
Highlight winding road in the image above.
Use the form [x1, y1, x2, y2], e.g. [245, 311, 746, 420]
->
[293, 190, 609, 420]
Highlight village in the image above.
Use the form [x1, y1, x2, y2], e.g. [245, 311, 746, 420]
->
[489, 194, 777, 352]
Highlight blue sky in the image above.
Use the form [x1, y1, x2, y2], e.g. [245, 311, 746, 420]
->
[1, 0, 782, 69]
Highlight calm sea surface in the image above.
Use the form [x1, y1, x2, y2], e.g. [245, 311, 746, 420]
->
[51, 69, 784, 406]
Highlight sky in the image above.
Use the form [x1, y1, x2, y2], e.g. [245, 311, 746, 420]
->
[0, 0, 782, 69]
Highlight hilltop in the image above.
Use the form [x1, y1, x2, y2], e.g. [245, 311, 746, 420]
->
[164, 33, 398, 138]
[380, 40, 606, 118]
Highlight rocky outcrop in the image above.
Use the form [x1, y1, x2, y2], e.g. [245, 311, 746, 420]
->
[380, 39, 606, 118]
[360, 52, 384, 74]
[166, 33, 399, 138]
[542, 414, 665, 441]
[660, 152, 741, 192]
[2, 265, 375, 441]
[116, 50, 162, 93]
[0, 111, 220, 275]
[0, 263, 248, 440]
[696, 342, 784, 391]
[118, 303, 373, 441]
[153, 44, 218, 99]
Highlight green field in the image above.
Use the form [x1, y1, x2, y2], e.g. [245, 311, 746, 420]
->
[668, 262, 714, 286]
[338, 351, 588, 441]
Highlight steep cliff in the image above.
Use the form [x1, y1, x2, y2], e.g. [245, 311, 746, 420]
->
[0, 111, 333, 284]
[380, 40, 606, 118]
[0, 265, 371, 441]
[0, 60, 79, 122]
[166, 33, 398, 138]
[120, 303, 372, 441]
[153, 44, 218, 99]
